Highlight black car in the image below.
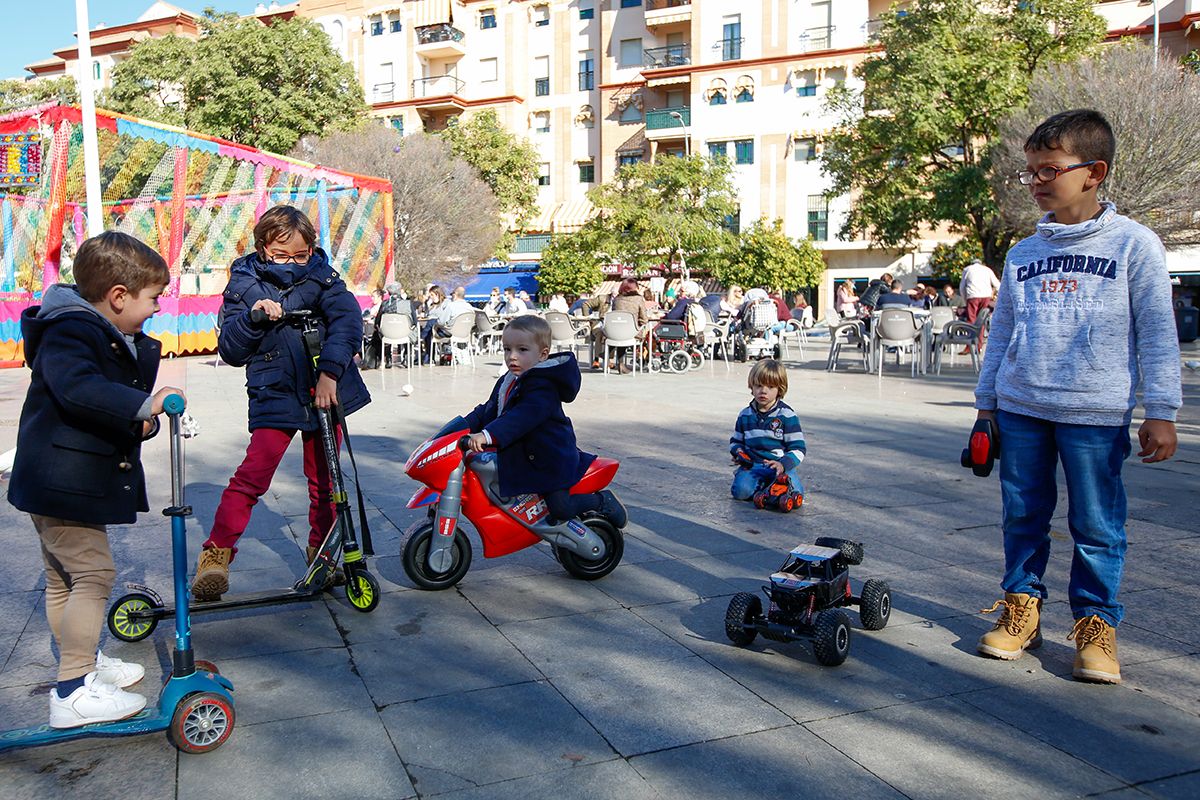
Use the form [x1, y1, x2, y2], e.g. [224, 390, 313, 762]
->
[724, 538, 891, 666]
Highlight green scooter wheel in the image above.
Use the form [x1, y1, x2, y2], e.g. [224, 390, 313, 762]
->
[107, 592, 160, 642]
[346, 571, 380, 612]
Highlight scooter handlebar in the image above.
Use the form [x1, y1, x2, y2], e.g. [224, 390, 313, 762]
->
[163, 393, 186, 416]
[249, 307, 313, 325]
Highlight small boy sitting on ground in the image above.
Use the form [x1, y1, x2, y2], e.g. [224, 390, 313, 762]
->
[730, 359, 805, 507]
[974, 109, 1181, 683]
[453, 315, 626, 528]
[8, 231, 182, 727]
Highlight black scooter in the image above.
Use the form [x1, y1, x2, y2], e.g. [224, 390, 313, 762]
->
[107, 310, 380, 643]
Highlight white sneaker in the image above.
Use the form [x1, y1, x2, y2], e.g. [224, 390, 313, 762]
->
[95, 650, 145, 688]
[49, 672, 147, 729]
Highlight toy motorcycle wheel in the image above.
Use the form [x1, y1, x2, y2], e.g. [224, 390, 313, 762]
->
[402, 521, 472, 590]
[688, 349, 705, 370]
[107, 592, 160, 642]
[858, 579, 892, 631]
[812, 609, 852, 666]
[814, 537, 864, 566]
[346, 571, 381, 613]
[668, 350, 691, 374]
[725, 592, 761, 647]
[169, 692, 234, 754]
[557, 517, 623, 580]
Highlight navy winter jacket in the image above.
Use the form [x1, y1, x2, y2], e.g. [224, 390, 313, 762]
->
[462, 352, 596, 496]
[219, 249, 370, 432]
[8, 285, 161, 525]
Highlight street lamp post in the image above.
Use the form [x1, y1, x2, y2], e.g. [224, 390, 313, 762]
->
[75, 0, 103, 237]
[1153, 0, 1160, 67]
[667, 110, 690, 158]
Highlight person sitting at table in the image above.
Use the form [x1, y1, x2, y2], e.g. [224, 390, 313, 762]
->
[835, 280, 859, 318]
[791, 293, 814, 329]
[363, 282, 419, 369]
[721, 285, 745, 318]
[698, 288, 723, 320]
[878, 280, 918, 308]
[502, 286, 528, 316]
[569, 292, 591, 316]
[363, 287, 384, 324]
[592, 278, 648, 372]
[419, 285, 447, 363]
[547, 292, 569, 313]
[485, 286, 505, 316]
[857, 273, 892, 313]
[663, 280, 701, 323]
[643, 288, 661, 314]
[936, 283, 966, 315]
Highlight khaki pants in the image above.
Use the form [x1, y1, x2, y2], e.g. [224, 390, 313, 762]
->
[32, 514, 114, 682]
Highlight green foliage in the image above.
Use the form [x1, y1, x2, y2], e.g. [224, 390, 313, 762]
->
[710, 219, 826, 294]
[0, 76, 78, 114]
[107, 12, 367, 153]
[536, 228, 605, 297]
[586, 154, 739, 271]
[440, 109, 539, 232]
[926, 237, 982, 284]
[1183, 50, 1200, 74]
[822, 0, 1105, 268]
[103, 35, 193, 125]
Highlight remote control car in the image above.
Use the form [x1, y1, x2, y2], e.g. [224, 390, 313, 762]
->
[724, 538, 891, 666]
[752, 475, 803, 512]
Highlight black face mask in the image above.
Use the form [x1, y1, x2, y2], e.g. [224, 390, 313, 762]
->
[259, 255, 306, 286]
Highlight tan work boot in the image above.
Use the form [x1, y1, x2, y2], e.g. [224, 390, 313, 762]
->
[191, 547, 232, 601]
[977, 593, 1042, 660]
[305, 545, 345, 587]
[1068, 615, 1121, 684]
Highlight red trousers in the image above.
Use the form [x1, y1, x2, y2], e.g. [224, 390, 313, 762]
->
[965, 297, 990, 344]
[204, 426, 341, 556]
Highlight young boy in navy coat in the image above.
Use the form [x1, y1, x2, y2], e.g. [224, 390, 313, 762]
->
[457, 316, 626, 528]
[9, 231, 182, 728]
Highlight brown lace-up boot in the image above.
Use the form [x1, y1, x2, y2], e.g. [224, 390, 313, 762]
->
[191, 547, 232, 601]
[977, 593, 1042, 660]
[1068, 615, 1120, 684]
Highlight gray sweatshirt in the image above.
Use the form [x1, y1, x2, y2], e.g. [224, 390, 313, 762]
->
[975, 202, 1181, 426]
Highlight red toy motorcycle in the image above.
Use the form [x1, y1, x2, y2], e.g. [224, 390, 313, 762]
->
[401, 427, 626, 589]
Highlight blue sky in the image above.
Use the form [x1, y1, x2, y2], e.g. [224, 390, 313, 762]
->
[3, 1, 265, 80]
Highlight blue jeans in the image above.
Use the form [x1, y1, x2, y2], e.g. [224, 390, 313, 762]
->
[997, 410, 1131, 627]
[731, 463, 804, 500]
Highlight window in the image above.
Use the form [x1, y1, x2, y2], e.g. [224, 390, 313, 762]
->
[390, 18, 402, 33]
[618, 152, 642, 168]
[722, 208, 741, 234]
[534, 55, 549, 95]
[369, 16, 383, 36]
[533, 111, 550, 133]
[480, 9, 497, 29]
[706, 78, 728, 106]
[580, 6, 594, 21]
[619, 103, 642, 123]
[535, 78, 550, 96]
[578, 54, 594, 91]
[793, 137, 817, 162]
[92, 61, 101, 81]
[708, 141, 728, 160]
[579, 163, 595, 183]
[533, 5, 549, 26]
[619, 38, 643, 68]
[537, 163, 551, 186]
[826, 67, 847, 88]
[808, 195, 829, 241]
[734, 139, 754, 165]
[709, 92, 727, 106]
[722, 17, 742, 61]
[795, 70, 817, 97]
[621, 0, 642, 7]
[736, 88, 753, 103]
[481, 57, 498, 82]
[389, 117, 404, 135]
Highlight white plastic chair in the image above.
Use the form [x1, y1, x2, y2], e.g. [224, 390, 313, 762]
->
[430, 312, 476, 366]
[874, 308, 922, 377]
[601, 311, 641, 374]
[826, 319, 870, 372]
[474, 310, 503, 354]
[378, 313, 415, 369]
[545, 311, 585, 357]
[934, 308, 990, 375]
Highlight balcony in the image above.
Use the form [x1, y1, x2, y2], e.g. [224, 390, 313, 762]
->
[513, 234, 552, 253]
[645, 106, 690, 140]
[864, 18, 885, 44]
[371, 82, 395, 103]
[645, 0, 691, 28]
[411, 75, 466, 109]
[414, 23, 466, 59]
[643, 44, 690, 70]
[800, 26, 835, 52]
[714, 36, 743, 62]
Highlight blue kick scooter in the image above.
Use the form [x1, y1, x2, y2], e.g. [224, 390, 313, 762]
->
[0, 395, 236, 754]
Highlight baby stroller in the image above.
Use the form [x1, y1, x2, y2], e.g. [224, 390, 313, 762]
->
[734, 295, 781, 362]
[648, 319, 705, 373]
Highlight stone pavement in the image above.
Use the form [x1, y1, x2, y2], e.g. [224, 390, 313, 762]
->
[0, 340, 1197, 799]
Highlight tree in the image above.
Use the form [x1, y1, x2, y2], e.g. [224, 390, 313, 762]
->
[439, 109, 539, 239]
[586, 154, 739, 273]
[108, 12, 366, 153]
[992, 44, 1200, 245]
[536, 227, 606, 297]
[103, 34, 193, 125]
[294, 126, 504, 290]
[710, 219, 826, 294]
[926, 236, 982, 285]
[822, 0, 1105, 268]
[0, 76, 78, 114]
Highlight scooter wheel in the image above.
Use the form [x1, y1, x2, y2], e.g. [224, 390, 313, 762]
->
[346, 571, 381, 613]
[556, 517, 623, 580]
[107, 592, 160, 642]
[169, 692, 235, 754]
[194, 660, 221, 675]
[402, 521, 473, 590]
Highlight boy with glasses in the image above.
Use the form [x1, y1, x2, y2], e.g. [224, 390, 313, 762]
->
[973, 110, 1181, 683]
[192, 206, 371, 599]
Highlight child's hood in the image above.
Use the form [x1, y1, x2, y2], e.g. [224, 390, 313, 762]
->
[1034, 200, 1118, 243]
[23, 283, 136, 364]
[521, 352, 581, 402]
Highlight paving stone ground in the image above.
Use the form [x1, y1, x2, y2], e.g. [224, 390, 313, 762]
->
[0, 338, 1197, 799]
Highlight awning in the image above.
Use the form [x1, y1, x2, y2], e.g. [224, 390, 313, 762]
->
[551, 199, 597, 232]
[410, 0, 451, 27]
[463, 268, 539, 301]
[524, 204, 556, 233]
[646, 74, 691, 87]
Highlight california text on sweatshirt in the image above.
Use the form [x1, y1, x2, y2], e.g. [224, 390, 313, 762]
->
[975, 202, 1182, 426]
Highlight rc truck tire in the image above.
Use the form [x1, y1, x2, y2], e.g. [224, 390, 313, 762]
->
[725, 592, 761, 647]
[814, 537, 864, 566]
[858, 579, 892, 631]
[812, 609, 852, 666]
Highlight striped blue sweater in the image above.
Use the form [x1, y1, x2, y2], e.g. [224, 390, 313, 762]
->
[729, 400, 806, 471]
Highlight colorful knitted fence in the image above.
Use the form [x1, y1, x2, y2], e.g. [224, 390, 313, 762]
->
[0, 104, 393, 363]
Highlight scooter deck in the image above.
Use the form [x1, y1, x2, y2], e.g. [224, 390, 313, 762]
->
[142, 584, 333, 621]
